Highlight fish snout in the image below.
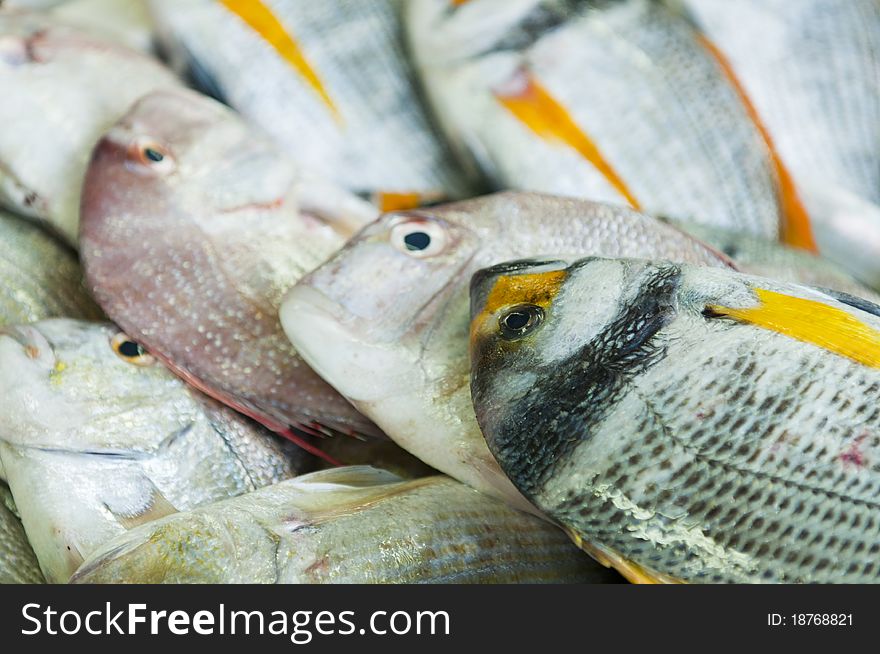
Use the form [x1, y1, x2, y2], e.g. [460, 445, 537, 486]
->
[0, 324, 56, 368]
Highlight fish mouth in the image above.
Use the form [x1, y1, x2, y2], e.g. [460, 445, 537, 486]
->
[280, 285, 419, 404]
[0, 324, 55, 367]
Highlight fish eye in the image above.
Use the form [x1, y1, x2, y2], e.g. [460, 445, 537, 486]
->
[390, 218, 447, 258]
[127, 138, 175, 175]
[499, 304, 544, 340]
[110, 332, 156, 366]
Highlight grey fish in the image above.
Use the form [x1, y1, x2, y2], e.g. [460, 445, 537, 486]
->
[0, 483, 44, 584]
[149, 0, 474, 204]
[0, 209, 102, 326]
[0, 8, 180, 244]
[0, 319, 308, 583]
[470, 256, 880, 583]
[281, 192, 731, 512]
[72, 466, 619, 584]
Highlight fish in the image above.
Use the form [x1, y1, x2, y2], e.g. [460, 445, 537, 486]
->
[148, 0, 474, 203]
[405, 0, 797, 242]
[52, 0, 157, 53]
[676, 0, 880, 287]
[280, 191, 731, 512]
[0, 319, 308, 583]
[0, 8, 180, 245]
[667, 220, 880, 302]
[0, 208, 102, 327]
[470, 256, 880, 583]
[71, 466, 619, 584]
[0, 483, 44, 584]
[79, 87, 382, 458]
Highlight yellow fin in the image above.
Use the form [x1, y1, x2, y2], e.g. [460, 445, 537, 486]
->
[221, 0, 341, 122]
[375, 192, 428, 212]
[566, 529, 684, 584]
[697, 35, 816, 253]
[707, 287, 880, 369]
[494, 69, 641, 210]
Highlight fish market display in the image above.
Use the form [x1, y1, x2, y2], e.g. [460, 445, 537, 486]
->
[0, 8, 180, 244]
[406, 0, 798, 242]
[0, 483, 44, 584]
[80, 88, 381, 456]
[149, 0, 473, 204]
[470, 257, 880, 583]
[679, 0, 880, 286]
[72, 467, 616, 584]
[281, 192, 730, 512]
[0, 319, 305, 583]
[0, 209, 101, 326]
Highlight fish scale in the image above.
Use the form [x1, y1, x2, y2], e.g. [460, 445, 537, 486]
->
[471, 257, 880, 582]
[0, 483, 44, 584]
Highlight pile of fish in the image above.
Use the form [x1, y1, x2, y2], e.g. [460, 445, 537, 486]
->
[0, 0, 878, 584]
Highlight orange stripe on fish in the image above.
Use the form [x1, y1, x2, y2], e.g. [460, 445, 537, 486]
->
[221, 0, 342, 122]
[374, 192, 432, 212]
[697, 35, 817, 253]
[707, 288, 880, 369]
[493, 68, 642, 210]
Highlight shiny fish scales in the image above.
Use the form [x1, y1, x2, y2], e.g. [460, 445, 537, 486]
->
[281, 192, 731, 512]
[72, 467, 617, 584]
[80, 87, 382, 452]
[470, 257, 880, 583]
[149, 0, 473, 202]
[0, 319, 306, 583]
[0, 483, 44, 584]
[0, 209, 102, 326]
[406, 0, 784, 238]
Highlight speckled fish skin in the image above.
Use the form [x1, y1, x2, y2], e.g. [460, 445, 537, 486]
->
[0, 8, 179, 245]
[669, 220, 880, 303]
[71, 467, 618, 584]
[0, 319, 306, 583]
[470, 257, 880, 583]
[148, 0, 473, 201]
[0, 483, 44, 584]
[80, 87, 382, 445]
[281, 192, 731, 513]
[678, 0, 880, 286]
[0, 209, 102, 327]
[406, 0, 781, 236]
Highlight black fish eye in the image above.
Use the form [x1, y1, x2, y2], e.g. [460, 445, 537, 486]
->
[499, 304, 544, 340]
[403, 231, 431, 251]
[143, 147, 164, 163]
[117, 340, 144, 358]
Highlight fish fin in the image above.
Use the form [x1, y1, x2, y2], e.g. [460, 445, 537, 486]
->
[291, 465, 404, 489]
[220, 0, 341, 122]
[493, 67, 641, 210]
[110, 487, 178, 531]
[705, 287, 880, 369]
[566, 530, 684, 585]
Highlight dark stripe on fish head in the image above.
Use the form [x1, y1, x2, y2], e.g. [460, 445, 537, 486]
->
[471, 257, 681, 500]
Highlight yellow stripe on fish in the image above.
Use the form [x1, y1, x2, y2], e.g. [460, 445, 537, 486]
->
[220, 0, 342, 122]
[708, 288, 880, 369]
[697, 35, 817, 253]
[493, 69, 642, 210]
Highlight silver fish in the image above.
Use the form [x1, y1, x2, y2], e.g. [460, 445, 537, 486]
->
[0, 9, 180, 245]
[0, 483, 44, 584]
[0, 208, 102, 326]
[149, 0, 474, 205]
[0, 319, 307, 583]
[281, 192, 730, 512]
[471, 256, 880, 583]
[72, 466, 618, 584]
[52, 0, 157, 53]
[406, 0, 792, 240]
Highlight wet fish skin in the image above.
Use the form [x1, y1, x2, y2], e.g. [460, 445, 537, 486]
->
[406, 0, 782, 237]
[0, 483, 44, 584]
[0, 8, 180, 244]
[0, 319, 306, 583]
[148, 0, 474, 201]
[72, 466, 618, 584]
[0, 209, 102, 327]
[281, 192, 731, 512]
[470, 256, 880, 583]
[80, 87, 382, 448]
[677, 0, 880, 285]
